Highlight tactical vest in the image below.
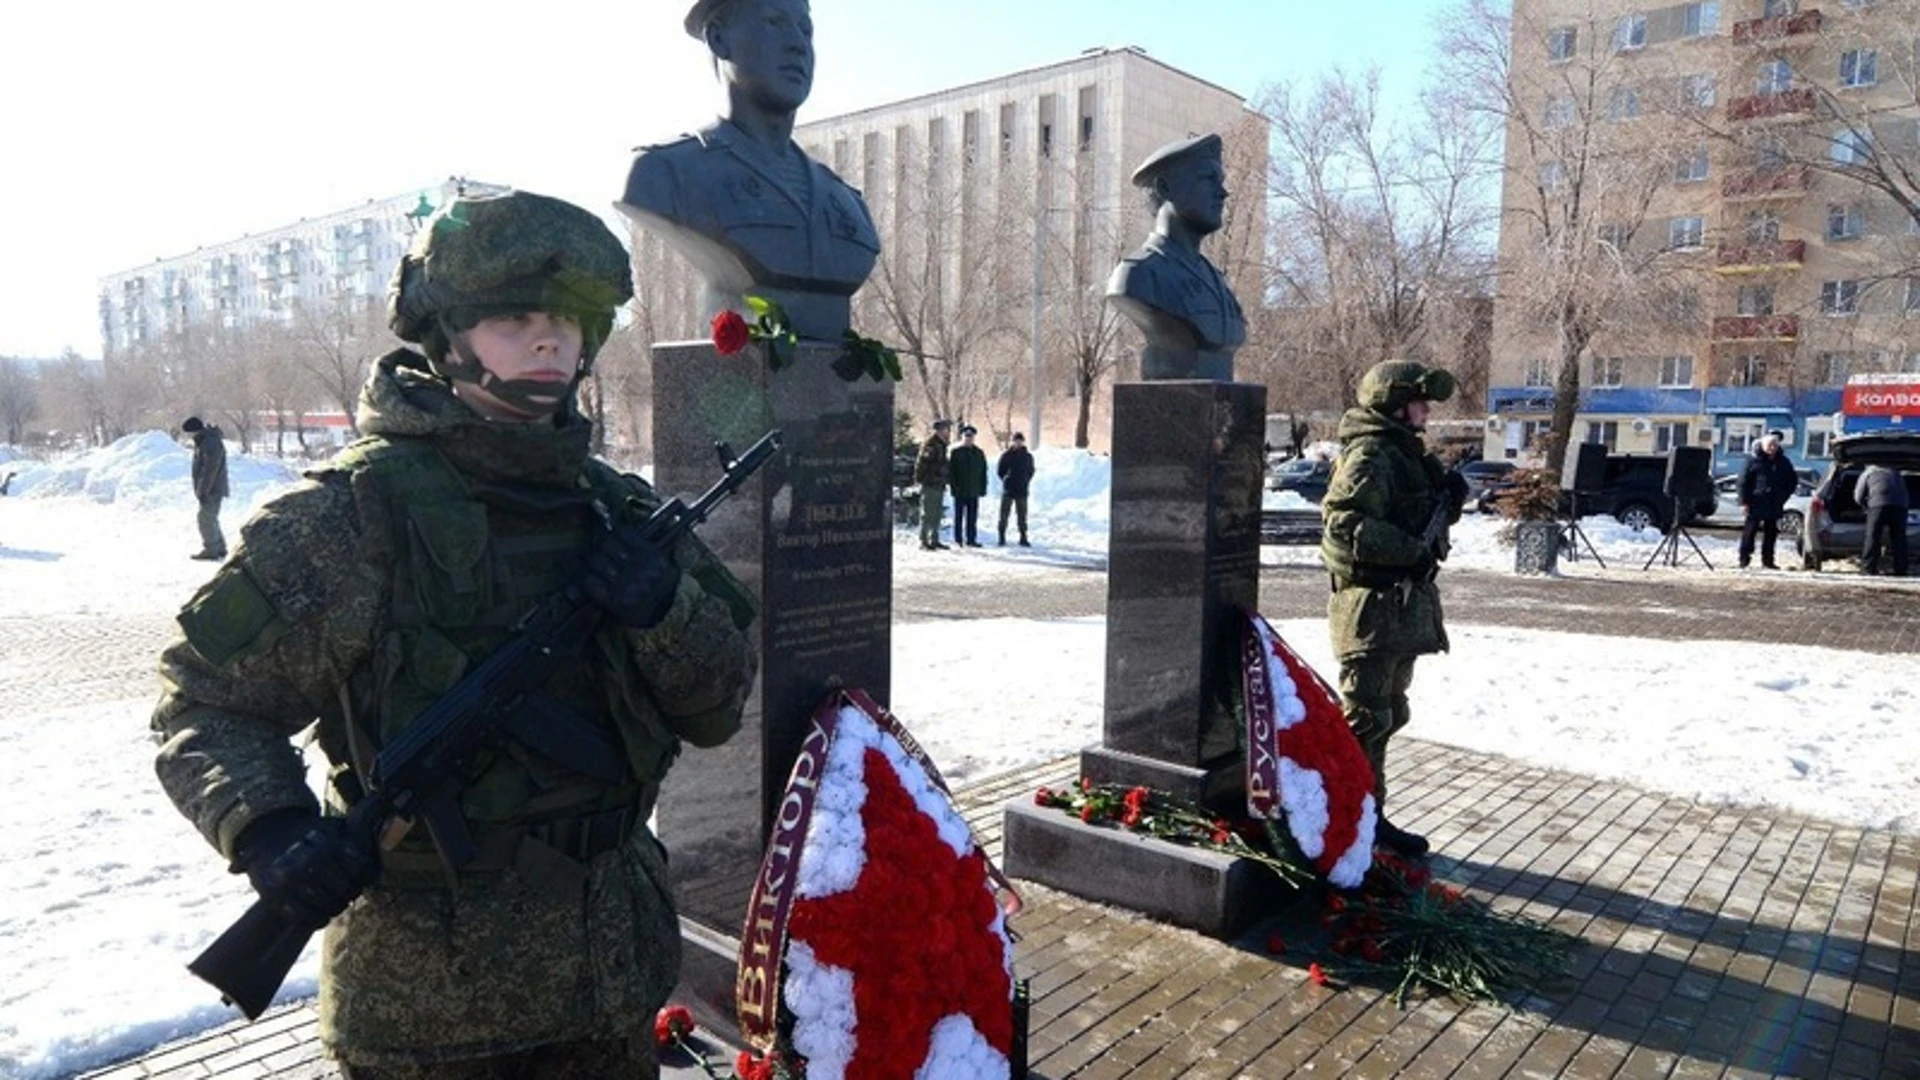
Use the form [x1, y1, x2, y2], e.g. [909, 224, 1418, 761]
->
[314, 436, 682, 886]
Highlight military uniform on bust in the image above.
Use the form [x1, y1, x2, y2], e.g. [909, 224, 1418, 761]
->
[1319, 360, 1467, 861]
[150, 191, 759, 1080]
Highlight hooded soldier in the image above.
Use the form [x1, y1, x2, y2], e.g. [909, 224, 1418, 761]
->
[151, 189, 758, 1078]
[1320, 359, 1468, 861]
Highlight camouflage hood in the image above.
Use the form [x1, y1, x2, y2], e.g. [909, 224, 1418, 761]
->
[1336, 406, 1426, 456]
[356, 348, 593, 486]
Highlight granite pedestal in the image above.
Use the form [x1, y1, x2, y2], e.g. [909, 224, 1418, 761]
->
[650, 339, 894, 1028]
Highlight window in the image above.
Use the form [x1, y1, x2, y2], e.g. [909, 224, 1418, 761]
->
[1823, 352, 1853, 382]
[1753, 137, 1789, 171]
[1654, 422, 1690, 454]
[1547, 26, 1577, 61]
[1521, 420, 1555, 454]
[1538, 161, 1566, 189]
[1673, 148, 1710, 182]
[1738, 284, 1775, 316]
[1906, 278, 1920, 315]
[1585, 421, 1620, 450]
[1840, 50, 1878, 88]
[998, 104, 1014, 160]
[1614, 13, 1648, 51]
[1077, 85, 1096, 153]
[1597, 223, 1630, 250]
[1757, 60, 1793, 95]
[1763, 0, 1795, 14]
[1731, 355, 1768, 387]
[1831, 128, 1872, 165]
[1745, 210, 1781, 243]
[1725, 418, 1766, 453]
[1821, 279, 1861, 315]
[1662, 288, 1701, 326]
[1544, 97, 1575, 129]
[1593, 356, 1625, 387]
[1079, 115, 1095, 152]
[1659, 355, 1695, 387]
[1683, 2, 1719, 36]
[1525, 358, 1553, 387]
[1681, 73, 1717, 108]
[1827, 204, 1865, 241]
[1805, 425, 1833, 458]
[1669, 215, 1705, 250]
[1608, 86, 1643, 121]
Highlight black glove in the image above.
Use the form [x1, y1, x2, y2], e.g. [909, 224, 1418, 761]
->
[581, 524, 679, 629]
[1411, 548, 1439, 582]
[233, 810, 381, 928]
[1444, 471, 1470, 516]
[1430, 532, 1452, 564]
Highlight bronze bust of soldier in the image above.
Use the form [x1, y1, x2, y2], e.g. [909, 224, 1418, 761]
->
[619, 0, 880, 342]
[1105, 133, 1246, 381]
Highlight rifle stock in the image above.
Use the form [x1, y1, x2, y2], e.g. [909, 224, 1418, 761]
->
[187, 429, 783, 1019]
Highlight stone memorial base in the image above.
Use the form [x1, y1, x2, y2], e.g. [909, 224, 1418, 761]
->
[1001, 801, 1292, 937]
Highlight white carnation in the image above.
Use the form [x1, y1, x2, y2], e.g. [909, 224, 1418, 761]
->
[785, 941, 857, 1080]
[915, 1015, 1009, 1080]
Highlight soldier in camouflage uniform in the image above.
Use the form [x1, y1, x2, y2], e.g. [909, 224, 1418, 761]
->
[1320, 360, 1468, 860]
[151, 190, 759, 1079]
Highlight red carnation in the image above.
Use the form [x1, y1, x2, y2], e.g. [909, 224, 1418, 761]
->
[1034, 786, 1053, 806]
[653, 1004, 694, 1049]
[1079, 803, 1098, 824]
[1123, 786, 1149, 812]
[1308, 962, 1330, 987]
[1120, 806, 1142, 829]
[711, 310, 752, 356]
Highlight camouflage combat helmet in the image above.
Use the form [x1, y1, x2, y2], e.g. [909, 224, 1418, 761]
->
[1359, 360, 1456, 416]
[388, 190, 633, 376]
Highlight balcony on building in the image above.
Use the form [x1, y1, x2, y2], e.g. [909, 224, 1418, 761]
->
[1711, 314, 1800, 342]
[1731, 8, 1824, 46]
[1723, 164, 1811, 200]
[1715, 239, 1807, 274]
[1726, 87, 1815, 123]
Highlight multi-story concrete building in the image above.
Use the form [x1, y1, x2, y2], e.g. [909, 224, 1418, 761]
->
[97, 177, 508, 358]
[1488, 0, 1920, 474]
[630, 46, 1267, 450]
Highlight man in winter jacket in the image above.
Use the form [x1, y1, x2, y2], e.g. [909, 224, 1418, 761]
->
[1855, 463, 1911, 576]
[915, 418, 952, 550]
[947, 425, 988, 547]
[996, 432, 1035, 546]
[151, 190, 757, 1079]
[1738, 433, 1800, 569]
[181, 416, 229, 560]
[1320, 360, 1467, 860]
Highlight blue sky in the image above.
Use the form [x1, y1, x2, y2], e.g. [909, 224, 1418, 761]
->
[0, 0, 1461, 358]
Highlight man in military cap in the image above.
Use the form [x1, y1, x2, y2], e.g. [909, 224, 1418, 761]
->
[915, 418, 953, 550]
[948, 424, 988, 547]
[1320, 360, 1469, 860]
[619, 0, 880, 342]
[1106, 133, 1247, 381]
[151, 190, 758, 1078]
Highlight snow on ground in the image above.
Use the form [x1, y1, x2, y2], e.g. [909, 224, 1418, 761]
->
[1, 435, 1917, 1078]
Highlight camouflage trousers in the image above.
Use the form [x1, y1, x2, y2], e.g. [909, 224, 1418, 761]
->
[338, 1037, 657, 1079]
[1337, 653, 1419, 812]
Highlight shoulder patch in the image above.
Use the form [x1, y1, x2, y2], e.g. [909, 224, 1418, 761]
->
[178, 565, 287, 668]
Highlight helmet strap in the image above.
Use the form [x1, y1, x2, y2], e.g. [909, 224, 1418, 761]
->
[435, 315, 583, 420]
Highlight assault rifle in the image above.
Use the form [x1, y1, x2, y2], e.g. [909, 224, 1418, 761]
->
[1396, 466, 1464, 606]
[188, 430, 783, 1020]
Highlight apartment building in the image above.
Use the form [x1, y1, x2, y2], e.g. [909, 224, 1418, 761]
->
[1488, 0, 1920, 473]
[631, 46, 1266, 450]
[97, 177, 507, 358]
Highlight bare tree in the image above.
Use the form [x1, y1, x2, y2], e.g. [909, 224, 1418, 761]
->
[0, 358, 40, 445]
[39, 352, 110, 447]
[290, 290, 385, 434]
[1442, 0, 1713, 472]
[1038, 195, 1130, 449]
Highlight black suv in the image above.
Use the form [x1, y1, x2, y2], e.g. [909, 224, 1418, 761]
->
[1566, 454, 1717, 532]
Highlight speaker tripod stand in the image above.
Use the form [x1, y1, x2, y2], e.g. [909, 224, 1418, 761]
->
[1641, 496, 1714, 571]
[1560, 493, 1606, 567]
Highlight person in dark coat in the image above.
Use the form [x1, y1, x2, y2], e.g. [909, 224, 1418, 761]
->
[181, 416, 230, 560]
[1855, 463, 1911, 576]
[1737, 433, 1799, 570]
[996, 432, 1035, 547]
[914, 419, 952, 550]
[947, 425, 988, 547]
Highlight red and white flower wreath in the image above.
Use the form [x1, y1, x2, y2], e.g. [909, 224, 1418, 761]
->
[1242, 612, 1377, 889]
[738, 690, 1017, 1080]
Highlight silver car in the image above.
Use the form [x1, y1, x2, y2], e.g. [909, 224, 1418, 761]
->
[1799, 433, 1920, 572]
[1700, 473, 1812, 537]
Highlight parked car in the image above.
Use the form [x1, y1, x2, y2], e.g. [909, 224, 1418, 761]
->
[1484, 454, 1715, 532]
[1267, 457, 1333, 503]
[1459, 460, 1515, 513]
[1698, 473, 1814, 537]
[1798, 433, 1920, 571]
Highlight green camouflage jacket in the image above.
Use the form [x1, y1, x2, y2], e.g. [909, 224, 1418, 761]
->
[1319, 406, 1451, 661]
[151, 350, 758, 1065]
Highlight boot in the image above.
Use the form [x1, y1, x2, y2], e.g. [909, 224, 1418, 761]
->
[1376, 819, 1429, 859]
[1018, 536, 1030, 547]
[998, 532, 1006, 546]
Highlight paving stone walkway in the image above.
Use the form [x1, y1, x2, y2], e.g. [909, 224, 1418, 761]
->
[84, 738, 1919, 1079]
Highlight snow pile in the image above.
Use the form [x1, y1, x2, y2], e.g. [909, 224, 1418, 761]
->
[9, 431, 298, 516]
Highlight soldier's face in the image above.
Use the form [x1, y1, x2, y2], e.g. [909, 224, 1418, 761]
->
[713, 0, 814, 114]
[454, 312, 584, 422]
[1402, 400, 1432, 432]
[1160, 158, 1227, 235]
